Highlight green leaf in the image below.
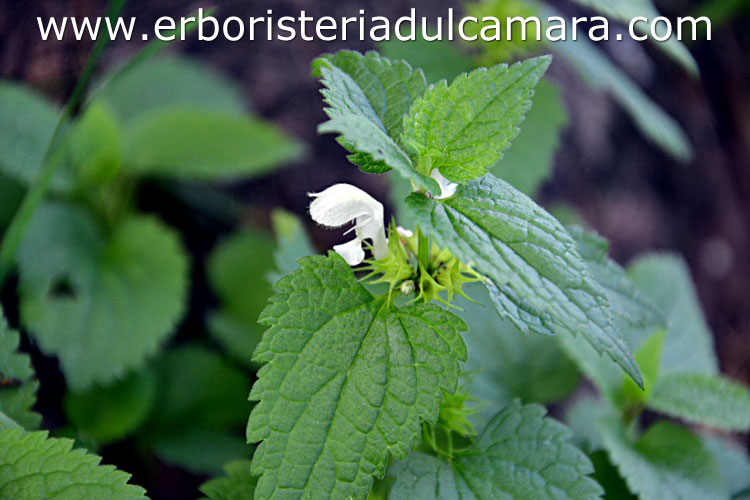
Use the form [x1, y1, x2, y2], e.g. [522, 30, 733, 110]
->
[138, 345, 252, 475]
[121, 109, 303, 180]
[66, 102, 120, 186]
[703, 436, 750, 499]
[267, 209, 314, 285]
[401, 56, 551, 183]
[93, 56, 247, 123]
[648, 373, 750, 431]
[458, 285, 579, 423]
[64, 367, 157, 444]
[200, 460, 257, 500]
[588, 450, 637, 500]
[568, 226, 664, 335]
[405, 174, 642, 387]
[556, 228, 665, 402]
[0, 306, 40, 430]
[17, 202, 189, 390]
[599, 419, 726, 500]
[551, 30, 692, 162]
[567, 0, 699, 75]
[317, 50, 428, 144]
[247, 253, 467, 500]
[492, 80, 567, 196]
[622, 330, 666, 404]
[0, 428, 147, 499]
[151, 429, 252, 476]
[389, 401, 603, 499]
[628, 254, 719, 375]
[314, 54, 439, 192]
[0, 81, 72, 190]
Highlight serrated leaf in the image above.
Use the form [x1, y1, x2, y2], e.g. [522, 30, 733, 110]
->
[247, 253, 467, 500]
[568, 226, 664, 335]
[557, 229, 664, 403]
[17, 202, 189, 390]
[599, 419, 726, 500]
[64, 367, 157, 444]
[648, 373, 750, 431]
[405, 174, 642, 387]
[492, 80, 567, 196]
[93, 56, 247, 123]
[401, 57, 551, 183]
[121, 109, 303, 180]
[317, 50, 428, 144]
[0, 306, 40, 430]
[389, 401, 603, 500]
[0, 81, 72, 190]
[315, 55, 439, 193]
[628, 254, 719, 375]
[0, 428, 147, 499]
[200, 460, 257, 500]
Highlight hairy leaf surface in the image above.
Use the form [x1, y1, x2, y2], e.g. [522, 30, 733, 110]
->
[405, 175, 641, 387]
[389, 401, 603, 499]
[247, 253, 467, 500]
[315, 56, 439, 192]
[401, 57, 550, 182]
[0, 428, 147, 499]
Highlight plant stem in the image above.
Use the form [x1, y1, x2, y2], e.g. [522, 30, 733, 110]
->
[0, 0, 128, 287]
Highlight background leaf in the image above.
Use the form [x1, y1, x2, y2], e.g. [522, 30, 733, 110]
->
[93, 56, 247, 123]
[628, 254, 719, 375]
[599, 419, 726, 500]
[17, 202, 189, 389]
[121, 109, 303, 180]
[648, 373, 750, 431]
[138, 345, 252, 475]
[64, 367, 157, 444]
[0, 81, 71, 190]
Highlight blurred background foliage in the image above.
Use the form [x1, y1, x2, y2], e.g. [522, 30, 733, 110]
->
[0, 0, 749, 498]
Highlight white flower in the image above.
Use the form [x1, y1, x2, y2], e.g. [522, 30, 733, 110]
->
[309, 184, 388, 266]
[430, 168, 458, 199]
[396, 226, 413, 238]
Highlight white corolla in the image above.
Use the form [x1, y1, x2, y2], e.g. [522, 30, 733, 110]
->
[309, 184, 388, 266]
[430, 168, 458, 199]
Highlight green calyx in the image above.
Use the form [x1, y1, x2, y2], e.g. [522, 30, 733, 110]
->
[362, 222, 483, 306]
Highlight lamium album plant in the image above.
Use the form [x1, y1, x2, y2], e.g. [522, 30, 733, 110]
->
[1, 40, 749, 500]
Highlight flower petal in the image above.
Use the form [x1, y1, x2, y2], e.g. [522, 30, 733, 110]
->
[333, 238, 366, 266]
[430, 169, 458, 199]
[309, 184, 383, 228]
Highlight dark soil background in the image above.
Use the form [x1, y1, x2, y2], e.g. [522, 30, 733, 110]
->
[1, 0, 749, 497]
